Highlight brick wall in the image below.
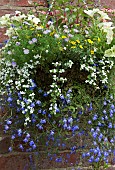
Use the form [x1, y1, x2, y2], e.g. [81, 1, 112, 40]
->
[101, 0, 115, 9]
[0, 0, 115, 43]
[0, 0, 115, 169]
[0, 0, 114, 17]
[0, 0, 48, 17]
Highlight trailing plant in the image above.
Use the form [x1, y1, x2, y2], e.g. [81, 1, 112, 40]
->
[0, 0, 115, 169]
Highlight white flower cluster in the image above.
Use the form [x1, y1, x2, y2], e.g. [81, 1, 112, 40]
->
[80, 55, 114, 87]
[0, 54, 41, 125]
[0, 11, 41, 37]
[0, 59, 16, 94]
[80, 9, 115, 87]
[49, 60, 74, 115]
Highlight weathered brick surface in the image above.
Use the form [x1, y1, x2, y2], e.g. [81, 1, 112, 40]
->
[0, 153, 34, 170]
[0, 0, 47, 7]
[0, 136, 11, 154]
[0, 27, 8, 43]
[101, 0, 115, 9]
[0, 0, 10, 5]
[11, 0, 32, 6]
[0, 151, 114, 170]
[0, 9, 15, 16]
[13, 0, 47, 6]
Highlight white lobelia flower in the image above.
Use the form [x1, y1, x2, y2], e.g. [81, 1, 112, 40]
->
[20, 91, 25, 95]
[25, 117, 31, 122]
[21, 102, 25, 108]
[29, 93, 35, 97]
[30, 108, 34, 114]
[17, 100, 20, 105]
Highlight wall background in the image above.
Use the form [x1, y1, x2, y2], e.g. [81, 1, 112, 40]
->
[0, 0, 115, 43]
[0, 0, 115, 169]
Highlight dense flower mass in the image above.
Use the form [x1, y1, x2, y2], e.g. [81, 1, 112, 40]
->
[0, 0, 115, 169]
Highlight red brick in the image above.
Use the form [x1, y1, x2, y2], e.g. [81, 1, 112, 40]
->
[13, 0, 47, 6]
[13, 0, 31, 6]
[0, 9, 15, 17]
[0, 124, 4, 135]
[0, 136, 11, 154]
[0, 152, 114, 170]
[0, 28, 8, 43]
[0, 0, 10, 6]
[101, 0, 115, 9]
[0, 153, 34, 170]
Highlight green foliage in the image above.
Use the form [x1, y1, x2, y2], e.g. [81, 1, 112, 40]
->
[0, 1, 115, 169]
